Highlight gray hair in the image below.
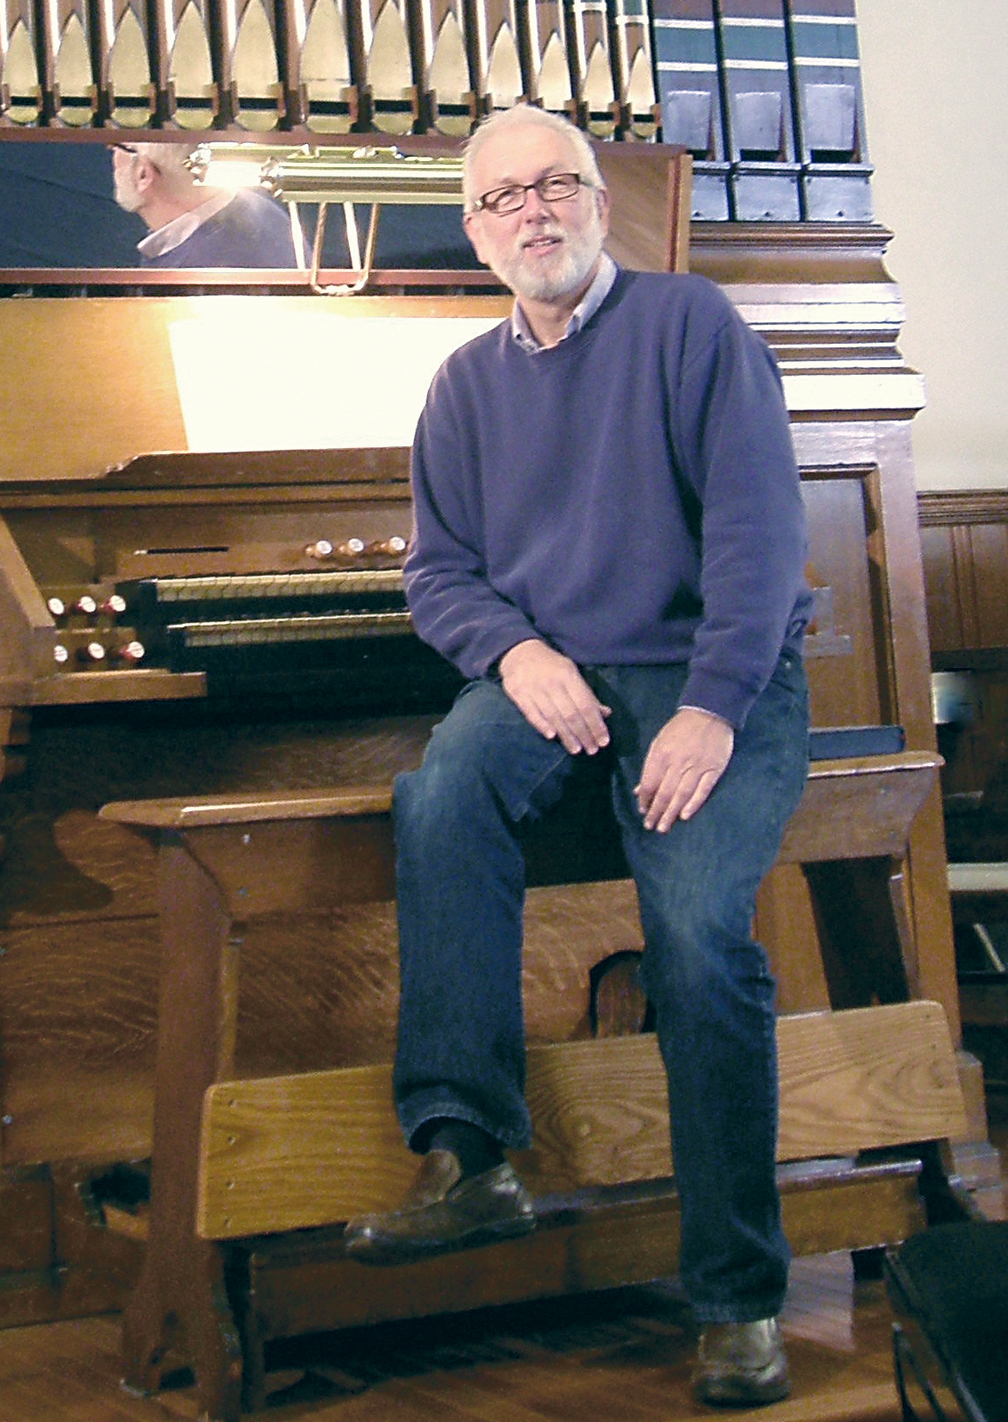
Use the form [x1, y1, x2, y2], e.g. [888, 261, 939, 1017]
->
[462, 106, 605, 211]
[128, 142, 200, 195]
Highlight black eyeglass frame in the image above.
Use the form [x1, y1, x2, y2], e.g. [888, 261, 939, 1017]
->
[471, 171, 594, 216]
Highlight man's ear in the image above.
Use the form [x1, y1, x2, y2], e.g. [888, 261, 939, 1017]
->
[462, 210, 490, 267]
[595, 184, 611, 236]
[134, 157, 158, 196]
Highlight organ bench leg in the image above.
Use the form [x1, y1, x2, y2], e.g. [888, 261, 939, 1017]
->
[120, 835, 246, 1421]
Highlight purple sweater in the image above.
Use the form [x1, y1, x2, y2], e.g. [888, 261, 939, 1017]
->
[405, 268, 811, 729]
[141, 190, 297, 269]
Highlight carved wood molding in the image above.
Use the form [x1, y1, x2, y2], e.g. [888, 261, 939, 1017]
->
[918, 490, 1008, 527]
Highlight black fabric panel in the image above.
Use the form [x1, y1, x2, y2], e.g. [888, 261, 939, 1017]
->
[888, 1221, 1008, 1422]
[808, 724, 906, 759]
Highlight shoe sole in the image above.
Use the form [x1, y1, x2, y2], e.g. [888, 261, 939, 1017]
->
[345, 1211, 536, 1267]
[694, 1375, 791, 1408]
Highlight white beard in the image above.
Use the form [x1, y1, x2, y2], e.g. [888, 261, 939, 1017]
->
[493, 205, 606, 303]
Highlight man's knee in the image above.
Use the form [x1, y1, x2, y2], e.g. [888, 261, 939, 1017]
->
[394, 752, 483, 846]
[640, 886, 771, 1002]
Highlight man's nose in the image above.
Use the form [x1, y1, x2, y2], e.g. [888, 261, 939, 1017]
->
[520, 186, 553, 219]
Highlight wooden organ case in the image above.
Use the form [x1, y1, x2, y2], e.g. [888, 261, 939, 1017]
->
[0, 154, 983, 1354]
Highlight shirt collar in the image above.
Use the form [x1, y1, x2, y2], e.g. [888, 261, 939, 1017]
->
[137, 189, 236, 260]
[511, 252, 618, 352]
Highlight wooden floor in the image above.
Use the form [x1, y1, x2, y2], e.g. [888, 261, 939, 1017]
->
[0, 1101, 1003, 1422]
[0, 1252, 902, 1422]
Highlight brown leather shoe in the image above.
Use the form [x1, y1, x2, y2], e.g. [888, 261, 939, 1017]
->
[693, 1318, 791, 1407]
[343, 1150, 536, 1266]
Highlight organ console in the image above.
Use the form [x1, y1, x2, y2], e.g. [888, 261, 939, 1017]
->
[0, 423, 463, 725]
[0, 0, 988, 1356]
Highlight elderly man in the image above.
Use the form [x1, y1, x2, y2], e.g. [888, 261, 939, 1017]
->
[111, 142, 297, 268]
[344, 105, 812, 1408]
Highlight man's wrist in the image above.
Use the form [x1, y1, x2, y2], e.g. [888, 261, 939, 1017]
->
[678, 703, 734, 730]
[495, 639, 543, 676]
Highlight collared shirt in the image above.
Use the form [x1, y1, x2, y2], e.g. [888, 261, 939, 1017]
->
[137, 190, 235, 261]
[511, 251, 618, 352]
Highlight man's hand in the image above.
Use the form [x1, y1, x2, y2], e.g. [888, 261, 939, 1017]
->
[499, 640, 611, 755]
[635, 707, 734, 831]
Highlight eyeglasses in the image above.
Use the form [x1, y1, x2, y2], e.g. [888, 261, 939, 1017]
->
[472, 172, 591, 216]
[113, 143, 140, 156]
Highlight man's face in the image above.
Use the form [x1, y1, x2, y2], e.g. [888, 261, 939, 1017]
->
[463, 123, 610, 305]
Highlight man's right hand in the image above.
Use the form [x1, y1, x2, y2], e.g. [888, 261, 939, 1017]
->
[498, 640, 611, 755]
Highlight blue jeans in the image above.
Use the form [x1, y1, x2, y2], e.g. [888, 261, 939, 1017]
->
[392, 653, 809, 1322]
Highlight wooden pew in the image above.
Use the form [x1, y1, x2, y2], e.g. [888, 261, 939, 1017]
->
[100, 745, 967, 1421]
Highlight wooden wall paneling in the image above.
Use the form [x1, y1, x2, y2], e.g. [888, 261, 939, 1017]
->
[565, 0, 619, 136]
[465, 0, 524, 114]
[292, 0, 359, 130]
[95, 0, 156, 126]
[969, 521, 1008, 649]
[152, 0, 218, 128]
[518, 0, 574, 115]
[919, 523, 961, 655]
[37, 0, 98, 125]
[416, 0, 474, 132]
[919, 517, 983, 802]
[361, 0, 419, 132]
[917, 491, 1008, 655]
[1, 0, 43, 122]
[918, 490, 1008, 828]
[952, 525, 982, 650]
[608, 0, 659, 139]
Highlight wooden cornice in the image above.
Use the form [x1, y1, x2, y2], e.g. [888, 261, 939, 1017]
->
[918, 489, 1008, 526]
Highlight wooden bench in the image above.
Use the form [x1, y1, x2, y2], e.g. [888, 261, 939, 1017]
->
[100, 747, 968, 1421]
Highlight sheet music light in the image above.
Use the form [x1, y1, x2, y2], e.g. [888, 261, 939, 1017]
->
[187, 144, 466, 293]
[187, 144, 465, 205]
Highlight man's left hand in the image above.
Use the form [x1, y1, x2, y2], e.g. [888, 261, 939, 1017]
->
[635, 707, 734, 832]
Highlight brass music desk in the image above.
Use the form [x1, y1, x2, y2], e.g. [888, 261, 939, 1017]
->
[100, 747, 967, 1421]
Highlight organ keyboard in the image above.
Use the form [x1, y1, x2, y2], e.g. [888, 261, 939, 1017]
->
[0, 439, 461, 719]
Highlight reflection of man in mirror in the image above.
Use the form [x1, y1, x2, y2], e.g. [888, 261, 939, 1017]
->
[111, 142, 298, 269]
